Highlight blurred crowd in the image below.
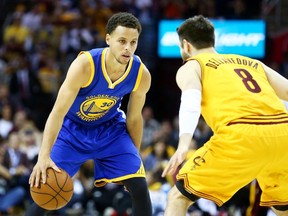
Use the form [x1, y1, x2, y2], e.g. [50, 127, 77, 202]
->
[0, 0, 287, 216]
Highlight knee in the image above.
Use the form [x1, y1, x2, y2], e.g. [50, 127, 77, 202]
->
[167, 186, 181, 201]
[123, 178, 149, 199]
[175, 180, 200, 202]
[166, 185, 194, 212]
[130, 184, 148, 198]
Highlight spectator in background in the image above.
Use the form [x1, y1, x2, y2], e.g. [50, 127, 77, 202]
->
[9, 55, 43, 111]
[0, 85, 8, 109]
[141, 106, 160, 150]
[182, 0, 199, 19]
[225, 0, 249, 19]
[19, 123, 41, 165]
[132, 0, 153, 24]
[0, 103, 14, 139]
[59, 9, 95, 64]
[30, 13, 65, 72]
[153, 119, 178, 149]
[3, 14, 31, 54]
[197, 0, 216, 18]
[143, 138, 174, 172]
[37, 56, 62, 99]
[3, 132, 31, 190]
[86, 0, 113, 45]
[8, 55, 47, 128]
[0, 49, 10, 85]
[21, 3, 45, 33]
[10, 109, 29, 133]
[0, 136, 26, 215]
[161, 0, 186, 19]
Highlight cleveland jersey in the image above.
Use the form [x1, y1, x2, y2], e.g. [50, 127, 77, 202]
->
[188, 53, 287, 132]
[66, 48, 143, 126]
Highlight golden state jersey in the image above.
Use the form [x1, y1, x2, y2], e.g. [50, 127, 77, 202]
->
[66, 48, 143, 126]
[188, 53, 287, 132]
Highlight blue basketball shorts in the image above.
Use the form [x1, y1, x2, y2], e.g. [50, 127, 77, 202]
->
[50, 116, 146, 187]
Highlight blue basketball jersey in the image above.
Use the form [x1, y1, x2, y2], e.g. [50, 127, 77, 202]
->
[66, 48, 144, 126]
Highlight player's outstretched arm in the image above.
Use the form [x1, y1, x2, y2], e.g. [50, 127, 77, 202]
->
[29, 54, 91, 188]
[162, 60, 202, 177]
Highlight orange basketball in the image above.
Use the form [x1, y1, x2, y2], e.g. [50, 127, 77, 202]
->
[30, 168, 74, 210]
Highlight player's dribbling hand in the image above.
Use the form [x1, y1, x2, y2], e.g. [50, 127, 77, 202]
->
[29, 157, 61, 188]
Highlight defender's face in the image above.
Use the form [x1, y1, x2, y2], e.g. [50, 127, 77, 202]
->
[106, 26, 139, 64]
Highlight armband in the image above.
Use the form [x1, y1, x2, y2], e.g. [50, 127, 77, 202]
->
[179, 89, 201, 136]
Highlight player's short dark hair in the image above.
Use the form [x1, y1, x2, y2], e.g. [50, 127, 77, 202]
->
[106, 12, 142, 35]
[177, 15, 215, 49]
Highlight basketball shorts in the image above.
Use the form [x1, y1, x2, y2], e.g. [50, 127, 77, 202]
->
[176, 122, 288, 207]
[50, 116, 145, 187]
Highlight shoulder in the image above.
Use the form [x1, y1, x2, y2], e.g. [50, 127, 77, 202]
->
[133, 54, 151, 84]
[74, 52, 91, 70]
[183, 59, 201, 70]
[132, 63, 151, 94]
[64, 53, 92, 88]
[77, 48, 104, 65]
[176, 59, 202, 91]
[142, 64, 151, 82]
[177, 59, 201, 79]
[87, 48, 104, 57]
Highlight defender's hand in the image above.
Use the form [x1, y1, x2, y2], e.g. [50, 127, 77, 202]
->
[161, 149, 187, 177]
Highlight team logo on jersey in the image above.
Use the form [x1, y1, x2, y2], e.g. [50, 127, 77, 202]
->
[76, 95, 118, 121]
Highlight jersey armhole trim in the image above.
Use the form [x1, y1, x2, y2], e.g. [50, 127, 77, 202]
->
[132, 56, 143, 92]
[79, 51, 95, 88]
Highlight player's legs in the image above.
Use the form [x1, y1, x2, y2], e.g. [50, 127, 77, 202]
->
[24, 203, 46, 216]
[256, 123, 288, 214]
[93, 122, 146, 185]
[164, 124, 270, 216]
[50, 118, 92, 177]
[164, 184, 195, 216]
[50, 138, 88, 177]
[90, 121, 152, 215]
[123, 177, 152, 216]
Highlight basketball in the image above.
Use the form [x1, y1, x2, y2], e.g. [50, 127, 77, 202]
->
[30, 168, 74, 210]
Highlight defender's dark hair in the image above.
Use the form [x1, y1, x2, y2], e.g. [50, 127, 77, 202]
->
[177, 15, 215, 49]
[106, 12, 142, 35]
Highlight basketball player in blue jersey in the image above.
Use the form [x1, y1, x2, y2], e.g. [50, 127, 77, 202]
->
[26, 12, 152, 216]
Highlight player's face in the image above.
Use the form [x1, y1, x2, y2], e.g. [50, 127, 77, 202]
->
[106, 26, 139, 64]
